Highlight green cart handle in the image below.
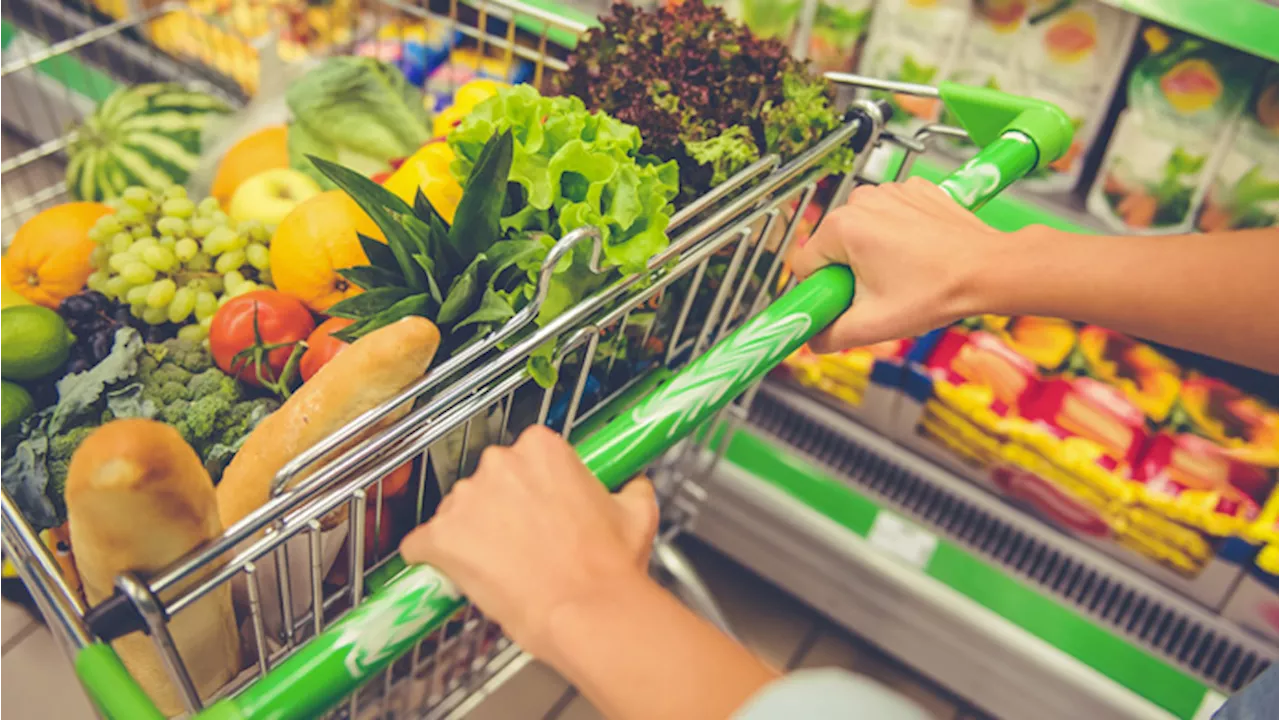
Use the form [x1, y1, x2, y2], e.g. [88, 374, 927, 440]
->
[75, 99, 1068, 720]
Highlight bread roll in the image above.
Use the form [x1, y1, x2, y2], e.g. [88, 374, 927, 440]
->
[66, 419, 240, 716]
[216, 316, 441, 529]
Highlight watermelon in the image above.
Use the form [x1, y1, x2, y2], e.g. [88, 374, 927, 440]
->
[65, 83, 231, 202]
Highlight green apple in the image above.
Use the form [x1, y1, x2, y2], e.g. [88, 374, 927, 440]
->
[229, 168, 322, 227]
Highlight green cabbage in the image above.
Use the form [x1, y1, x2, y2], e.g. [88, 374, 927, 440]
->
[286, 57, 433, 189]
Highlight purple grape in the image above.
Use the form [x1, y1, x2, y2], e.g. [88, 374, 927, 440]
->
[59, 295, 96, 318]
[65, 358, 91, 375]
[112, 308, 132, 325]
[90, 332, 114, 360]
[81, 291, 109, 307]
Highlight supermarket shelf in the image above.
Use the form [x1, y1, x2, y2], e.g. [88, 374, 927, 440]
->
[684, 382, 1275, 720]
[1102, 0, 1279, 63]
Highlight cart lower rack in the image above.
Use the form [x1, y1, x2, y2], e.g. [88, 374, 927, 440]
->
[0, 1, 1072, 718]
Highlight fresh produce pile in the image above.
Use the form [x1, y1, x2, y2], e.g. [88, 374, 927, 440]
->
[558, 0, 852, 201]
[1, 2, 854, 681]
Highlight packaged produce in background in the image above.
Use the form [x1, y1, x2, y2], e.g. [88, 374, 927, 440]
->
[885, 318, 1278, 607]
[1198, 67, 1280, 231]
[1087, 25, 1263, 234]
[807, 0, 876, 74]
[856, 0, 972, 130]
[938, 0, 1138, 194]
[776, 339, 912, 435]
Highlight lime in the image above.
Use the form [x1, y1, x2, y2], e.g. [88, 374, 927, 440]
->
[2, 305, 75, 381]
[1, 381, 34, 431]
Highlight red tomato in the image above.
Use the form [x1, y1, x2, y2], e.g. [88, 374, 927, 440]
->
[210, 290, 316, 387]
[380, 460, 414, 499]
[326, 500, 395, 587]
[299, 317, 354, 382]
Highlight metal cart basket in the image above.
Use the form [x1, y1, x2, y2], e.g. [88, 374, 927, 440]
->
[0, 1, 1072, 718]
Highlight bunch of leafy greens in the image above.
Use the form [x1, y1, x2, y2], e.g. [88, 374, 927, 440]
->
[287, 56, 434, 190]
[310, 85, 678, 386]
[1, 329, 278, 531]
[556, 0, 850, 203]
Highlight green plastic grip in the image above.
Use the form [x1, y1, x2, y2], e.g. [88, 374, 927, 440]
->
[938, 82, 1075, 170]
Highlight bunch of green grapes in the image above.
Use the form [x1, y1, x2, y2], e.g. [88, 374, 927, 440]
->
[85, 186, 274, 342]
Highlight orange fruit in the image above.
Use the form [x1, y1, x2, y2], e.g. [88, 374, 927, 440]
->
[269, 190, 387, 312]
[3, 202, 113, 308]
[211, 125, 290, 209]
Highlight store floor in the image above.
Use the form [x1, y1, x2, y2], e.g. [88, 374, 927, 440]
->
[1, 539, 986, 719]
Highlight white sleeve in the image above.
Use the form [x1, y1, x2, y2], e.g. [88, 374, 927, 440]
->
[733, 668, 935, 720]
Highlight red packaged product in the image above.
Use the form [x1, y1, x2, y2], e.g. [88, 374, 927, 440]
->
[1020, 376, 1150, 464]
[923, 328, 1042, 408]
[1133, 432, 1273, 528]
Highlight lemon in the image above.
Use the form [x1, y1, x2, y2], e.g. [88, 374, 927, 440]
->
[1, 305, 75, 381]
[1, 381, 34, 431]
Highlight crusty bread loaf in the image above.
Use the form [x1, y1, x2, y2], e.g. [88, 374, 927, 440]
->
[216, 316, 441, 530]
[66, 419, 240, 716]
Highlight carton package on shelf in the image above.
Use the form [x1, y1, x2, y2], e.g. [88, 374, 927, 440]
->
[894, 319, 1278, 607]
[807, 0, 876, 74]
[856, 0, 972, 131]
[894, 324, 1046, 484]
[937, 0, 1139, 194]
[775, 338, 912, 435]
[1086, 24, 1264, 234]
[1198, 67, 1280, 232]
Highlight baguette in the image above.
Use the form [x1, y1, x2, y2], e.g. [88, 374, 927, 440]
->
[66, 419, 240, 716]
[216, 316, 441, 529]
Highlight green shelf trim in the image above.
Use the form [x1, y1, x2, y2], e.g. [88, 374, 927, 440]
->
[1106, 0, 1278, 63]
[1, 19, 119, 104]
[722, 428, 1215, 720]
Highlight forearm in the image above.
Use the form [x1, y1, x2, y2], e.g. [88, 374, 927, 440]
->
[970, 226, 1278, 373]
[537, 570, 779, 720]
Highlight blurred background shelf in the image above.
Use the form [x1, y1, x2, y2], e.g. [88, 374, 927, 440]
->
[678, 382, 1276, 720]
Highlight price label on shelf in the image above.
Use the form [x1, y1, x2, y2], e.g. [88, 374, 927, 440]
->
[867, 511, 938, 569]
[1191, 689, 1228, 720]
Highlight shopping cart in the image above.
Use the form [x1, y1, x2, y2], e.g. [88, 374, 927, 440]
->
[0, 1, 1073, 718]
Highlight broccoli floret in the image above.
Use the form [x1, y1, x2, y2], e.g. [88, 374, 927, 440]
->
[189, 368, 241, 402]
[148, 363, 194, 388]
[137, 352, 162, 379]
[50, 426, 96, 463]
[142, 381, 190, 407]
[160, 398, 191, 427]
[159, 338, 214, 373]
[185, 394, 233, 443]
[219, 397, 278, 442]
[43, 425, 97, 519]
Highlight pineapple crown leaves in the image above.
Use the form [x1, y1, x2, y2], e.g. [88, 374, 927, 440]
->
[308, 129, 521, 346]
